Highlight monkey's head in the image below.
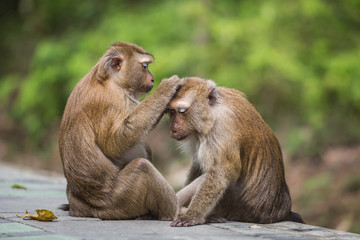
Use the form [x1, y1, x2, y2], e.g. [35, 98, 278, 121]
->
[97, 41, 154, 94]
[167, 77, 218, 140]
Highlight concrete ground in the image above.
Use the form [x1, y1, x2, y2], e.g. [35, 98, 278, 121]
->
[0, 163, 359, 240]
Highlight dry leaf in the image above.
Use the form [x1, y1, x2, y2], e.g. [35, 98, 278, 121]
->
[11, 184, 27, 190]
[16, 209, 57, 221]
[250, 225, 261, 229]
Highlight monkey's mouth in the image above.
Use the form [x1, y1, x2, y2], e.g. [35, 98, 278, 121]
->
[141, 84, 154, 93]
[146, 84, 154, 92]
[169, 131, 188, 141]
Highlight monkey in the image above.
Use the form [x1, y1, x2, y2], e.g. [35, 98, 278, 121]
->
[167, 77, 304, 227]
[58, 41, 182, 220]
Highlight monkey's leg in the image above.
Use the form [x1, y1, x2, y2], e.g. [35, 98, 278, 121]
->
[176, 175, 204, 207]
[105, 158, 178, 220]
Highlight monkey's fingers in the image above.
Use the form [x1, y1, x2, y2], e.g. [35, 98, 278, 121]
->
[170, 219, 181, 227]
[168, 75, 179, 80]
[170, 219, 199, 227]
[161, 75, 179, 83]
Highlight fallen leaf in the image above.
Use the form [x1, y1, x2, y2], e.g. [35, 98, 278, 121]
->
[16, 209, 57, 221]
[250, 225, 261, 229]
[11, 184, 27, 190]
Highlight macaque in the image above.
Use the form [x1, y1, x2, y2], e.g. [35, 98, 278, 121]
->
[59, 41, 181, 220]
[167, 77, 304, 227]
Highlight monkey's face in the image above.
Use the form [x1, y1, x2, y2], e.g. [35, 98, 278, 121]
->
[107, 46, 154, 94]
[168, 77, 218, 140]
[132, 53, 154, 93]
[168, 110, 190, 140]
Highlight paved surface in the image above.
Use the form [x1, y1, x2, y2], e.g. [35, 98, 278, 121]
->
[0, 163, 359, 240]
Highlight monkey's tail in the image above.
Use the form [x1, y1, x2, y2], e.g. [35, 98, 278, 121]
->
[58, 204, 70, 211]
[287, 211, 305, 224]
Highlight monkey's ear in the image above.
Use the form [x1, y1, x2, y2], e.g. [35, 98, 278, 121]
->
[110, 56, 123, 71]
[208, 88, 218, 105]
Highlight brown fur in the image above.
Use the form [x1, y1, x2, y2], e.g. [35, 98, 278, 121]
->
[59, 42, 180, 220]
[168, 77, 304, 227]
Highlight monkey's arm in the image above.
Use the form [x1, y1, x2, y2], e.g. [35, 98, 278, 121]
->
[171, 171, 229, 227]
[172, 171, 235, 227]
[172, 151, 241, 227]
[115, 76, 181, 151]
[97, 76, 181, 158]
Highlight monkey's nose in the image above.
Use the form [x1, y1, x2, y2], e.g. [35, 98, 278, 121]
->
[151, 78, 154, 83]
[170, 130, 177, 137]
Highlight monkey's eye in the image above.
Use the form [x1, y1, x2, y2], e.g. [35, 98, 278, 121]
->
[177, 107, 188, 114]
[142, 62, 148, 70]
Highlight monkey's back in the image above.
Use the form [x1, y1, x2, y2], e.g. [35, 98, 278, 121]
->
[218, 87, 292, 223]
[59, 76, 127, 214]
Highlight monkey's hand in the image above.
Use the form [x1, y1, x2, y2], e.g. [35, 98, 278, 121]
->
[156, 75, 183, 97]
[170, 209, 205, 227]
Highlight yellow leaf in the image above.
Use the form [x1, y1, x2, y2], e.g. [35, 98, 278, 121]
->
[16, 209, 57, 221]
[34, 209, 57, 221]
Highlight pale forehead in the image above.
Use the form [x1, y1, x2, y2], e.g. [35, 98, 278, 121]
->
[206, 80, 216, 89]
[171, 79, 216, 107]
[170, 90, 195, 109]
[136, 52, 154, 63]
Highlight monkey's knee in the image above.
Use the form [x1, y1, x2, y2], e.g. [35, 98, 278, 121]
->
[129, 158, 154, 173]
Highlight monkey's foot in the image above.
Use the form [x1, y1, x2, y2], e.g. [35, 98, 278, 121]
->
[206, 216, 227, 223]
[170, 218, 202, 227]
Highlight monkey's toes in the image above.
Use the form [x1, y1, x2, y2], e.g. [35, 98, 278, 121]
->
[170, 219, 199, 227]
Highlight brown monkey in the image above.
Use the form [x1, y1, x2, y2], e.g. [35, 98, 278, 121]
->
[167, 77, 304, 227]
[59, 41, 181, 220]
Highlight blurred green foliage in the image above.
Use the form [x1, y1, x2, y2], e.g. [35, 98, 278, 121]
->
[0, 0, 359, 155]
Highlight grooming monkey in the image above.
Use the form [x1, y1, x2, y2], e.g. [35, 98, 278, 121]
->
[59, 42, 181, 220]
[167, 77, 304, 227]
